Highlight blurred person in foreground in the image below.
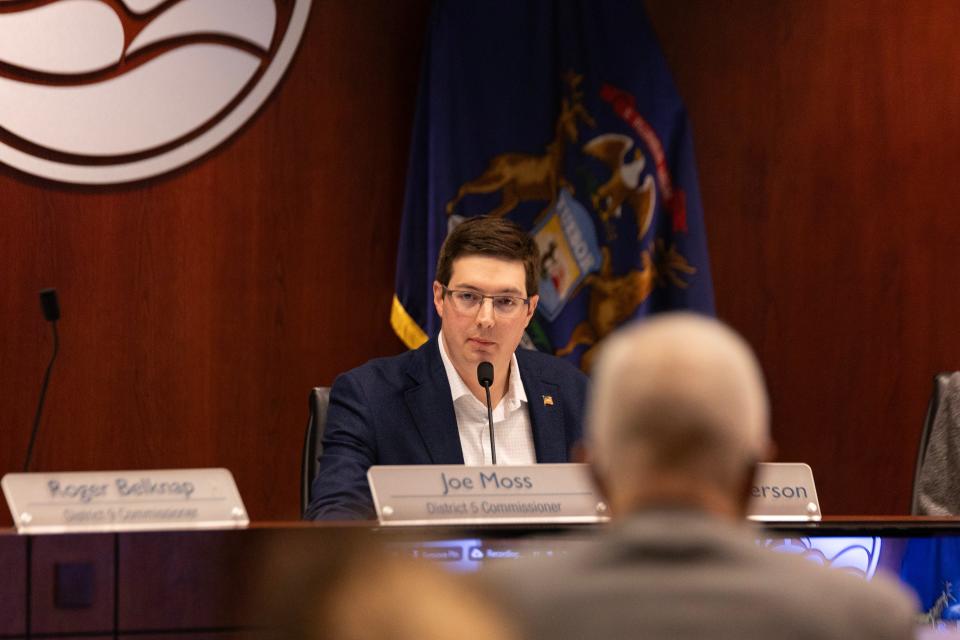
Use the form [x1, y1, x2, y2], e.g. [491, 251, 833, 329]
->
[255, 532, 519, 640]
[491, 313, 918, 640]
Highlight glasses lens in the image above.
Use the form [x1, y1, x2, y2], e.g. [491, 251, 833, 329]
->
[447, 289, 526, 316]
[493, 296, 522, 316]
[450, 291, 479, 312]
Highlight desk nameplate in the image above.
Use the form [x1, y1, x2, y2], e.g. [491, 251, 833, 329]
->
[2, 468, 249, 534]
[368, 463, 610, 526]
[747, 462, 821, 522]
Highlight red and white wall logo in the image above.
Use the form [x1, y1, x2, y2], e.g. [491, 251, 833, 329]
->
[0, 0, 311, 184]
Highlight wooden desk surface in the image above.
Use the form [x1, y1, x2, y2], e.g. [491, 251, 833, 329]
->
[3, 517, 960, 637]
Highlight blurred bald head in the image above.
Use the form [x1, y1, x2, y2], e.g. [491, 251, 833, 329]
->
[588, 313, 771, 518]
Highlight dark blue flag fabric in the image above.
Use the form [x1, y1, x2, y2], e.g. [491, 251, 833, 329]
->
[900, 538, 960, 621]
[392, 0, 714, 372]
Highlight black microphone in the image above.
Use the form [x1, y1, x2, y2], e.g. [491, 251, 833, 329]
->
[477, 361, 496, 465]
[24, 288, 60, 472]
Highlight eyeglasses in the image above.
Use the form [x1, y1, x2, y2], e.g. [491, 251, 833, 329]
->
[442, 286, 530, 318]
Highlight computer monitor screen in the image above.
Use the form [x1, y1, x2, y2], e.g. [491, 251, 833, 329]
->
[384, 524, 960, 632]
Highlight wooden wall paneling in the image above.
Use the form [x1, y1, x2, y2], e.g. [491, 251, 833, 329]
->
[0, 0, 431, 525]
[0, 533, 26, 636]
[126, 634, 257, 640]
[9, 0, 949, 519]
[117, 530, 243, 631]
[644, 0, 960, 513]
[30, 533, 115, 634]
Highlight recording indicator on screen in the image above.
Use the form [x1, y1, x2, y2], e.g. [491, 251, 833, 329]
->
[388, 537, 577, 573]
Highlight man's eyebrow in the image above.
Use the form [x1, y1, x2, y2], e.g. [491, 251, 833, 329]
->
[451, 282, 525, 296]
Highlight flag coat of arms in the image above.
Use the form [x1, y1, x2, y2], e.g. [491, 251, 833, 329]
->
[393, 0, 714, 372]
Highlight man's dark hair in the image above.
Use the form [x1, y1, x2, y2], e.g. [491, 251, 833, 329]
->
[435, 217, 540, 296]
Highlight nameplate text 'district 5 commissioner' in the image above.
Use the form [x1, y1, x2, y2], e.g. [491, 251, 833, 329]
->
[747, 462, 821, 522]
[368, 463, 610, 526]
[2, 468, 249, 534]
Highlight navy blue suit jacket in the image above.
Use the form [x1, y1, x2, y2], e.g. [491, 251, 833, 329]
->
[304, 338, 589, 520]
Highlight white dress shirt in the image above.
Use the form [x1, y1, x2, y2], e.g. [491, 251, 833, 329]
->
[438, 331, 537, 465]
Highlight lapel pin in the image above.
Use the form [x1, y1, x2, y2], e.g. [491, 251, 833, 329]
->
[542, 395, 554, 406]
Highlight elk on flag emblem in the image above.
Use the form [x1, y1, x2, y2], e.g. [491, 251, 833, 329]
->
[392, 0, 714, 372]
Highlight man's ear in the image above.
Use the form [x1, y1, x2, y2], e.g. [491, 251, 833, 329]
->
[525, 294, 539, 325]
[735, 440, 776, 517]
[737, 442, 776, 518]
[578, 444, 614, 515]
[432, 281, 445, 318]
[762, 441, 777, 464]
[587, 461, 613, 517]
[570, 441, 587, 464]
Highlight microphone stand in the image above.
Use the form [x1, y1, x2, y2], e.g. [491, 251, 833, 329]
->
[477, 361, 497, 465]
[483, 383, 496, 465]
[24, 312, 59, 472]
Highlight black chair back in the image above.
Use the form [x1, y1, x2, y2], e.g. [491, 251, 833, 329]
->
[300, 386, 331, 517]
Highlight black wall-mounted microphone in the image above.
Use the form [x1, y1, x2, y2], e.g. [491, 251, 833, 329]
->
[24, 288, 60, 472]
[477, 361, 496, 465]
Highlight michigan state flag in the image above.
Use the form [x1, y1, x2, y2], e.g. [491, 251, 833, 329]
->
[392, 0, 714, 372]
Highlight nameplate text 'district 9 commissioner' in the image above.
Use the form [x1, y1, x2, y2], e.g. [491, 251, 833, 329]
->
[2, 468, 249, 534]
[746, 462, 821, 522]
[368, 463, 610, 526]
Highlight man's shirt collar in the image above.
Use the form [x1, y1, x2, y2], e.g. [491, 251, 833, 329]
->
[437, 331, 527, 412]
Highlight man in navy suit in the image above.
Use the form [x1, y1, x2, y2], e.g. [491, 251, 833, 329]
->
[305, 217, 589, 520]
